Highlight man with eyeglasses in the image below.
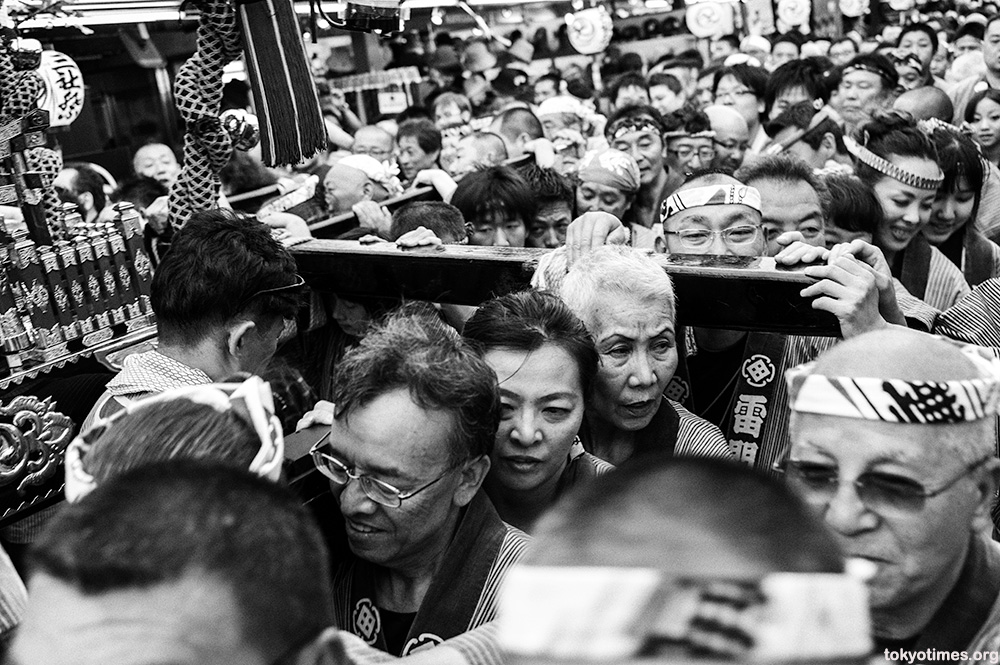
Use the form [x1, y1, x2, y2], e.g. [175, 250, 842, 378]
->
[564, 171, 890, 474]
[664, 108, 716, 178]
[712, 64, 769, 155]
[83, 209, 303, 429]
[311, 308, 529, 656]
[351, 125, 395, 163]
[704, 105, 750, 174]
[783, 328, 1000, 655]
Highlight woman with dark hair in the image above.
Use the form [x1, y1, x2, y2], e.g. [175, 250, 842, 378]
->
[921, 121, 1000, 286]
[462, 290, 611, 532]
[968, 88, 1000, 166]
[849, 110, 970, 309]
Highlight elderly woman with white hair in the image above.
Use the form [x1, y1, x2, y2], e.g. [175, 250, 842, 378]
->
[556, 245, 732, 465]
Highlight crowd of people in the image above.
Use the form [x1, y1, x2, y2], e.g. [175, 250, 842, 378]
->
[8, 9, 1000, 665]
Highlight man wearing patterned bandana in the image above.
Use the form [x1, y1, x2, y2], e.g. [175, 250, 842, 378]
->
[831, 54, 899, 136]
[785, 328, 1000, 656]
[605, 105, 685, 232]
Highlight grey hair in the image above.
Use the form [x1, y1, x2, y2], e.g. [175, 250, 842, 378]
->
[559, 245, 675, 329]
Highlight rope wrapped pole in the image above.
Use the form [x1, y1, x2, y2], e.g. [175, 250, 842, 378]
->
[168, 0, 243, 229]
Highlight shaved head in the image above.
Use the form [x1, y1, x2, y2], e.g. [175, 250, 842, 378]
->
[704, 104, 749, 132]
[323, 163, 373, 214]
[529, 455, 843, 575]
[812, 328, 982, 382]
[892, 87, 954, 122]
[351, 125, 394, 160]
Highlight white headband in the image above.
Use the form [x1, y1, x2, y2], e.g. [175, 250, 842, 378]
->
[497, 566, 871, 661]
[661, 184, 762, 221]
[65, 376, 285, 503]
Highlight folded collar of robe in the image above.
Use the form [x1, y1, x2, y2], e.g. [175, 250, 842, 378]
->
[786, 345, 1000, 423]
[64, 376, 285, 503]
[844, 135, 944, 191]
[660, 183, 762, 221]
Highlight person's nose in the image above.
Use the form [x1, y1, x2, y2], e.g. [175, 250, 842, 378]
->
[509, 408, 542, 448]
[627, 351, 658, 388]
[494, 227, 510, 247]
[823, 479, 879, 536]
[902, 202, 922, 225]
[545, 228, 561, 248]
[709, 232, 732, 256]
[336, 477, 379, 517]
[935, 198, 955, 221]
[688, 154, 704, 170]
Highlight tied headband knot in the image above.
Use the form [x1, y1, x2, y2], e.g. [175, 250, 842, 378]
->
[661, 184, 763, 222]
[787, 345, 1000, 424]
[844, 136, 944, 191]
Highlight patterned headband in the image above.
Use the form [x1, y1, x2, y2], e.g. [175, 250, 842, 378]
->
[661, 184, 762, 221]
[843, 62, 896, 86]
[64, 376, 285, 503]
[843, 136, 944, 190]
[497, 566, 872, 661]
[607, 117, 662, 142]
[787, 346, 1000, 424]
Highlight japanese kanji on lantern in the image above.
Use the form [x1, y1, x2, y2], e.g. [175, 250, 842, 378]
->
[37, 50, 84, 129]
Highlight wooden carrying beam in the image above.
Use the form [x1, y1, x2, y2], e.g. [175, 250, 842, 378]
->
[291, 241, 841, 336]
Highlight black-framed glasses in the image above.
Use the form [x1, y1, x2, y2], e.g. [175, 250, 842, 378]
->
[668, 146, 716, 163]
[310, 434, 456, 508]
[776, 457, 992, 514]
[237, 274, 306, 312]
[665, 225, 761, 251]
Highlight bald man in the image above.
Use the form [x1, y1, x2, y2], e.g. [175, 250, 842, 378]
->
[784, 328, 1000, 655]
[893, 86, 955, 122]
[497, 455, 873, 661]
[704, 105, 750, 173]
[447, 132, 508, 180]
[351, 125, 395, 162]
[323, 155, 398, 215]
[133, 143, 180, 190]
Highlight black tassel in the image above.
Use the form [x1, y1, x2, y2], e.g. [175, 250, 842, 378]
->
[237, 0, 326, 166]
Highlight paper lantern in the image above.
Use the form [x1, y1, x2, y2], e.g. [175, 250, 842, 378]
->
[36, 51, 84, 128]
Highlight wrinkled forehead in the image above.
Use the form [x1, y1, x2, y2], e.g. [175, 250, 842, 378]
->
[665, 203, 761, 229]
[841, 69, 885, 88]
[788, 411, 948, 468]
